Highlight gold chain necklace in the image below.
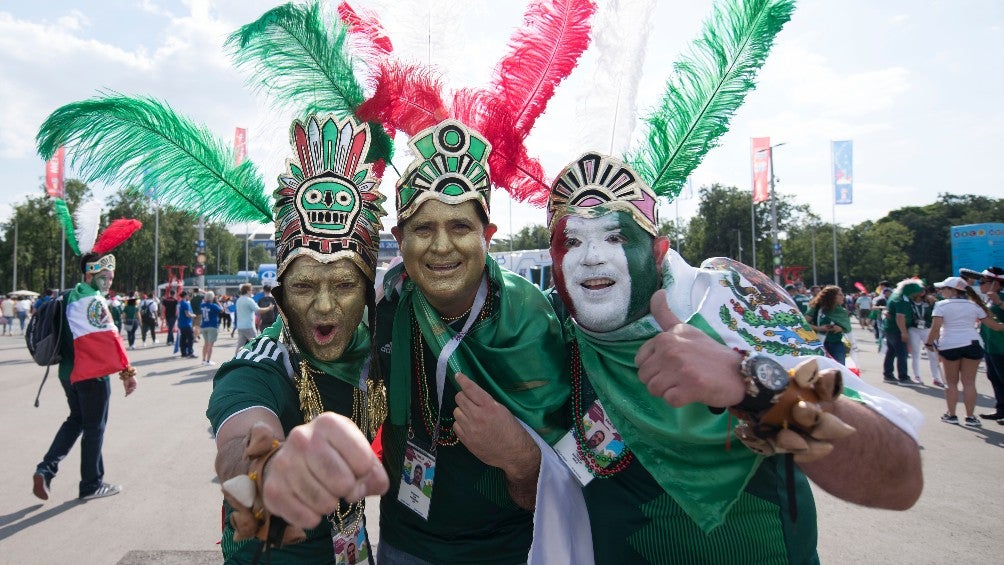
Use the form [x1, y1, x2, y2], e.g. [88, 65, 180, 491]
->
[296, 359, 386, 537]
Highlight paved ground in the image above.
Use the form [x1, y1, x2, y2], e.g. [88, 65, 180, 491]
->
[0, 327, 1002, 563]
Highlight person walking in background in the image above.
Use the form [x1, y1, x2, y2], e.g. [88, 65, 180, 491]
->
[883, 279, 924, 385]
[925, 276, 1004, 427]
[232, 283, 271, 351]
[16, 296, 31, 334]
[255, 283, 277, 331]
[199, 291, 222, 366]
[122, 298, 139, 350]
[218, 295, 232, 333]
[975, 268, 1004, 422]
[162, 291, 178, 346]
[855, 291, 873, 330]
[138, 293, 159, 347]
[190, 288, 203, 343]
[177, 291, 196, 359]
[1, 294, 14, 335]
[906, 287, 944, 386]
[33, 250, 138, 502]
[806, 285, 853, 365]
[108, 295, 123, 335]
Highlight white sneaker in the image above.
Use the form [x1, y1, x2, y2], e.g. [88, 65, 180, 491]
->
[81, 483, 121, 500]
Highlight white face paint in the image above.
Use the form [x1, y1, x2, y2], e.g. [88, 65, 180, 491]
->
[561, 215, 631, 332]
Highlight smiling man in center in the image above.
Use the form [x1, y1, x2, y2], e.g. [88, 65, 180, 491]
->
[375, 119, 570, 565]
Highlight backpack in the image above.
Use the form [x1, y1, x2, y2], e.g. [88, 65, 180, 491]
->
[25, 290, 70, 407]
[141, 299, 157, 324]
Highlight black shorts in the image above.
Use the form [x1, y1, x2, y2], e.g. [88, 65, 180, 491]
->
[939, 341, 984, 361]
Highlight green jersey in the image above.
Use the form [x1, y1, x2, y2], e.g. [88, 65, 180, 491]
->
[981, 292, 1004, 355]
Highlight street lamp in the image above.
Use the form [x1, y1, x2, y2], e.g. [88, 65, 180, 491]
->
[756, 142, 786, 284]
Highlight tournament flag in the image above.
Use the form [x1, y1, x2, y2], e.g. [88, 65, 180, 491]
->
[45, 146, 65, 198]
[234, 127, 247, 166]
[66, 283, 129, 383]
[751, 137, 770, 203]
[832, 140, 853, 205]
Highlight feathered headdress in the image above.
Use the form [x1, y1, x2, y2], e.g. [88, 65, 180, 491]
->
[50, 197, 142, 273]
[549, 0, 796, 233]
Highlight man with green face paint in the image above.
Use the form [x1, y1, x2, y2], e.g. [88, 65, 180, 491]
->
[374, 120, 570, 565]
[34, 242, 140, 502]
[207, 114, 389, 564]
[538, 152, 924, 563]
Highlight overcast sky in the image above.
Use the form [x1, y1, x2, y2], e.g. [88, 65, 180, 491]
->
[1, 0, 1001, 239]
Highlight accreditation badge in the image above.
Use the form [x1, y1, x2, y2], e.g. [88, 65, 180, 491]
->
[397, 441, 436, 520]
[332, 522, 368, 565]
[554, 399, 628, 486]
[917, 321, 926, 329]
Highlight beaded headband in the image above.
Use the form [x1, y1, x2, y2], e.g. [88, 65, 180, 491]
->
[395, 120, 492, 224]
[547, 152, 659, 237]
[84, 253, 115, 274]
[274, 114, 387, 281]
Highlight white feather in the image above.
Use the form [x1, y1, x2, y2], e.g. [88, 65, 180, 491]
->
[574, 0, 657, 157]
[74, 199, 103, 254]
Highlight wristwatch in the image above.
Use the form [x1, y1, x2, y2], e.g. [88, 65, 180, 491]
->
[734, 352, 790, 415]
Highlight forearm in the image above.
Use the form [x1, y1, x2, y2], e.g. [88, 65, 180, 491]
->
[214, 408, 285, 482]
[798, 397, 922, 510]
[501, 447, 541, 511]
[896, 314, 908, 336]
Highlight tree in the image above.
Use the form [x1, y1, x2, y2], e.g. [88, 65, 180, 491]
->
[493, 224, 550, 251]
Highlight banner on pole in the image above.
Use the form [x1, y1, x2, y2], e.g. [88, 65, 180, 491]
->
[235, 127, 247, 166]
[832, 140, 853, 205]
[680, 177, 694, 200]
[751, 137, 770, 203]
[45, 146, 65, 198]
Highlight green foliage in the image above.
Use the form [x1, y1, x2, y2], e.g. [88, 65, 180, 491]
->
[492, 224, 550, 252]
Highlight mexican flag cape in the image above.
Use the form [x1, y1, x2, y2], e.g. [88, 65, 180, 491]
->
[66, 282, 129, 383]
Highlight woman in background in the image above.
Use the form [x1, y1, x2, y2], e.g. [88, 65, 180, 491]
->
[926, 277, 1004, 428]
[122, 298, 139, 350]
[806, 285, 853, 364]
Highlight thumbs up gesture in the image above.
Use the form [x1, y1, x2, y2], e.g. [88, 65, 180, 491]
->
[635, 290, 747, 409]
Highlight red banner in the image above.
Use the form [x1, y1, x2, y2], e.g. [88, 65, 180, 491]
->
[751, 137, 771, 203]
[234, 127, 247, 166]
[45, 146, 65, 198]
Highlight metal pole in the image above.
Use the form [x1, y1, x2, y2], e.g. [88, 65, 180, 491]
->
[60, 225, 65, 290]
[244, 222, 250, 272]
[12, 218, 17, 290]
[750, 196, 757, 270]
[769, 147, 781, 284]
[198, 215, 206, 290]
[811, 228, 818, 286]
[154, 201, 159, 294]
[832, 205, 839, 286]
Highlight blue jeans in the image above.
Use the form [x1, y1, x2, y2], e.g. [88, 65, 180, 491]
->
[883, 333, 909, 380]
[179, 326, 194, 357]
[824, 339, 847, 365]
[36, 376, 111, 497]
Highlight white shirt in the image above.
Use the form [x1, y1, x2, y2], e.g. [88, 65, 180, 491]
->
[932, 298, 986, 350]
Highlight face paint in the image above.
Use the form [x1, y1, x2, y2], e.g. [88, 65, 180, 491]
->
[393, 199, 496, 318]
[88, 270, 115, 296]
[551, 212, 660, 332]
[278, 256, 367, 361]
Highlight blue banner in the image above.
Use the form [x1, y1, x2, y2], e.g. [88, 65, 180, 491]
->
[832, 140, 853, 205]
[951, 223, 1004, 274]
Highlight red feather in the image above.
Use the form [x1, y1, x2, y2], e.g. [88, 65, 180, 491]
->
[357, 61, 449, 136]
[490, 0, 597, 138]
[92, 219, 142, 255]
[338, 1, 394, 58]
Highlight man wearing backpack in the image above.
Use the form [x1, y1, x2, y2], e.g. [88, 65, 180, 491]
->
[139, 292, 159, 347]
[33, 250, 138, 501]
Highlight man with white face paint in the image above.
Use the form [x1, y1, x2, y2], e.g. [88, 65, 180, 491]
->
[537, 152, 924, 563]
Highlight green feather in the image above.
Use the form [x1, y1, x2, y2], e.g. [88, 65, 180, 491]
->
[52, 198, 80, 256]
[36, 93, 271, 224]
[227, 2, 393, 163]
[627, 0, 795, 200]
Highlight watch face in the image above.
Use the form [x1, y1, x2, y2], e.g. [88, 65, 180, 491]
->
[752, 359, 789, 391]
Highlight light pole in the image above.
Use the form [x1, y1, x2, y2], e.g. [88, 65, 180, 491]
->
[756, 142, 786, 284]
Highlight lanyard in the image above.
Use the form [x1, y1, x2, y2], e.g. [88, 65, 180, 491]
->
[911, 301, 927, 321]
[430, 274, 489, 447]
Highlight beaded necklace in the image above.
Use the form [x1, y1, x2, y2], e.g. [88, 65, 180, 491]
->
[410, 287, 493, 448]
[295, 359, 382, 537]
[570, 339, 634, 478]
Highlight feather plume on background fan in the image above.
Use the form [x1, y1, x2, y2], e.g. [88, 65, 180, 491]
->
[574, 0, 656, 157]
[225, 1, 393, 171]
[52, 198, 81, 256]
[36, 93, 272, 225]
[354, 0, 595, 206]
[626, 0, 796, 202]
[337, 1, 394, 62]
[366, 0, 475, 76]
[73, 199, 104, 255]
